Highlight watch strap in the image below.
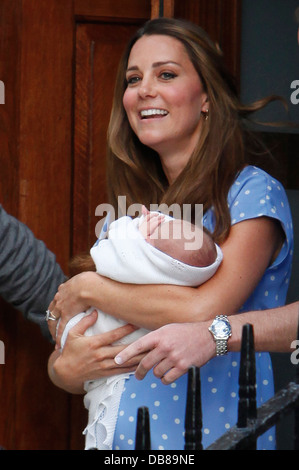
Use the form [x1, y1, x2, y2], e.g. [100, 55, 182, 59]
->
[215, 338, 228, 356]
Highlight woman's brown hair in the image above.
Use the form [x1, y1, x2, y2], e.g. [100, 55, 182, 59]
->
[106, 18, 282, 244]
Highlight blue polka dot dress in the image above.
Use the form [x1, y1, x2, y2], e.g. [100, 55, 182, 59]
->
[112, 166, 294, 450]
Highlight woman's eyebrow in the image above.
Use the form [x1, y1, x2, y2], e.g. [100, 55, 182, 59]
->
[126, 61, 181, 72]
[152, 61, 181, 68]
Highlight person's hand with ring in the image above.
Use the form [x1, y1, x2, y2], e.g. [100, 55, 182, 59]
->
[46, 271, 103, 344]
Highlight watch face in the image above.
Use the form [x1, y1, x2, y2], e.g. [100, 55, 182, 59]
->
[211, 319, 231, 338]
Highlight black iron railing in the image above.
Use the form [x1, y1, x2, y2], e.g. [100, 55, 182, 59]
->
[135, 324, 299, 450]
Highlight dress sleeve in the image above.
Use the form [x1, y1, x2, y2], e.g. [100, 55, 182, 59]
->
[0, 205, 66, 338]
[228, 166, 294, 268]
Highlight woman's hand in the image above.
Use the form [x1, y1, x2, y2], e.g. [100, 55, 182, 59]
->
[114, 322, 215, 384]
[47, 271, 100, 344]
[48, 310, 144, 394]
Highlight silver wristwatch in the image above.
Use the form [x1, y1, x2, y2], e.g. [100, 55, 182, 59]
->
[208, 315, 232, 356]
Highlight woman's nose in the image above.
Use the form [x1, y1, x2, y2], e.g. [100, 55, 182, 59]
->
[138, 78, 157, 99]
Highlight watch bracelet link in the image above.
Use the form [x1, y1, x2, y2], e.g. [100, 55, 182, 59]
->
[215, 339, 228, 356]
[216, 314, 228, 321]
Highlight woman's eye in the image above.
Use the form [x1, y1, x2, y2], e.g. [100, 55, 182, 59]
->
[160, 72, 177, 80]
[126, 76, 141, 85]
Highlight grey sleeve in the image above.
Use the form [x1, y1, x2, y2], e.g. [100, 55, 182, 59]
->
[0, 205, 67, 338]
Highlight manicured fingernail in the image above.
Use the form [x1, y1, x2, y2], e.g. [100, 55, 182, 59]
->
[114, 355, 123, 365]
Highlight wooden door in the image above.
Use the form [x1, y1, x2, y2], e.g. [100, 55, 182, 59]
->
[0, 0, 241, 450]
[0, 0, 151, 451]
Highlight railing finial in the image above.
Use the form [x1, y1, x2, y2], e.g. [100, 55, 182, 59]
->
[159, 0, 164, 17]
[237, 323, 257, 429]
[184, 366, 203, 450]
[135, 406, 151, 450]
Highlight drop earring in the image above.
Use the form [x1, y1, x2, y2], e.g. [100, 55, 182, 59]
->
[203, 109, 209, 121]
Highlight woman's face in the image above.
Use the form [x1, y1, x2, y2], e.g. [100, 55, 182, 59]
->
[123, 34, 208, 162]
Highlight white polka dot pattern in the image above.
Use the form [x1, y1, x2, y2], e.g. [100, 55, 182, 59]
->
[113, 166, 293, 450]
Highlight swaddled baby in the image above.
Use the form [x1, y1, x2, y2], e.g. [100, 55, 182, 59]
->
[61, 208, 223, 450]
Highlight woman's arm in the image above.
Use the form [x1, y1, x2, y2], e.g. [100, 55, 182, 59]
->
[50, 216, 283, 341]
[114, 302, 299, 384]
[47, 216, 283, 392]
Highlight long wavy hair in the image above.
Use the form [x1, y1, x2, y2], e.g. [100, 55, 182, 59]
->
[106, 18, 281, 244]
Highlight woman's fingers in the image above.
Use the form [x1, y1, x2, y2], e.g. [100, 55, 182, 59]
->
[46, 298, 59, 340]
[91, 350, 145, 376]
[66, 310, 98, 337]
[114, 324, 196, 384]
[93, 323, 138, 346]
[114, 331, 157, 365]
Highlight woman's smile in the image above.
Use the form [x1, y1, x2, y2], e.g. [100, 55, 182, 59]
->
[139, 108, 169, 119]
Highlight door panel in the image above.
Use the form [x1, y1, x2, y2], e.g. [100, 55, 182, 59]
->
[73, 22, 143, 255]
